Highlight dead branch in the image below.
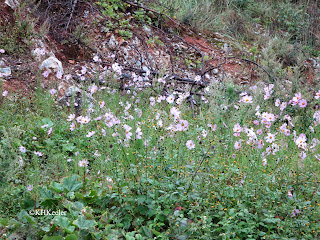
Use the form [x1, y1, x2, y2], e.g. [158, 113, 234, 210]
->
[125, 0, 181, 27]
[230, 57, 274, 81]
[65, 0, 78, 31]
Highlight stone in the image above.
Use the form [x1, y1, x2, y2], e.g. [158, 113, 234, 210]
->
[108, 34, 118, 50]
[40, 56, 63, 74]
[0, 67, 11, 77]
[5, 0, 19, 9]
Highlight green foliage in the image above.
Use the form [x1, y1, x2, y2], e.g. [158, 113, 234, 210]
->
[0, 6, 35, 55]
[0, 78, 320, 239]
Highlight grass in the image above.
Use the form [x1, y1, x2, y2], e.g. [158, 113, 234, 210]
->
[0, 67, 320, 239]
[153, 0, 319, 56]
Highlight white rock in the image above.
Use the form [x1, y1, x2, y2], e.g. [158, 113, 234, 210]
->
[40, 56, 63, 74]
[5, 0, 19, 9]
[108, 34, 118, 50]
[0, 67, 11, 77]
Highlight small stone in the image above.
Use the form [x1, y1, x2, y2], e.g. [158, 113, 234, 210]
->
[108, 34, 118, 50]
[0, 67, 11, 77]
[40, 56, 63, 74]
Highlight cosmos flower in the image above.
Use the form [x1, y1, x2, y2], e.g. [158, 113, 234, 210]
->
[262, 158, 267, 166]
[265, 133, 276, 143]
[67, 114, 75, 121]
[186, 140, 195, 150]
[89, 84, 98, 94]
[298, 99, 307, 108]
[56, 71, 63, 79]
[194, 75, 201, 82]
[166, 95, 175, 104]
[34, 151, 43, 156]
[234, 141, 241, 150]
[49, 89, 56, 95]
[70, 123, 75, 131]
[27, 184, 33, 191]
[78, 159, 89, 167]
[19, 146, 26, 153]
[241, 95, 253, 103]
[2, 90, 8, 97]
[86, 131, 95, 137]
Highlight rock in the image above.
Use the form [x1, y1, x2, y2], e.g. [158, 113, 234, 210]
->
[0, 67, 11, 77]
[40, 56, 63, 74]
[5, 0, 19, 9]
[108, 34, 118, 50]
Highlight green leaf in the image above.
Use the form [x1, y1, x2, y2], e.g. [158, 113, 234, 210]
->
[65, 234, 78, 240]
[41, 118, 54, 128]
[73, 216, 96, 230]
[0, 218, 9, 226]
[42, 236, 63, 240]
[63, 175, 82, 192]
[54, 216, 75, 233]
[51, 182, 64, 193]
[40, 187, 54, 199]
[62, 143, 76, 152]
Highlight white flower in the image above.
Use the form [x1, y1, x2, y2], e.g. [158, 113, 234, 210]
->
[67, 114, 75, 121]
[166, 95, 175, 104]
[2, 90, 8, 97]
[186, 140, 195, 150]
[86, 131, 95, 137]
[19, 146, 26, 153]
[78, 159, 89, 167]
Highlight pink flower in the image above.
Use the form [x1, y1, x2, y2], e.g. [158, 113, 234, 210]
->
[99, 101, 105, 108]
[48, 127, 53, 135]
[262, 158, 267, 166]
[194, 75, 201, 82]
[19, 146, 26, 153]
[291, 208, 300, 217]
[186, 140, 195, 150]
[256, 129, 263, 135]
[253, 120, 259, 125]
[287, 190, 293, 198]
[136, 127, 143, 139]
[89, 84, 98, 94]
[93, 55, 101, 62]
[67, 114, 75, 121]
[233, 123, 242, 133]
[241, 95, 253, 103]
[166, 95, 175, 104]
[78, 159, 89, 167]
[265, 133, 276, 143]
[275, 99, 280, 107]
[49, 89, 56, 95]
[280, 102, 287, 111]
[70, 123, 75, 131]
[43, 70, 50, 78]
[81, 66, 87, 75]
[298, 99, 307, 108]
[264, 92, 271, 100]
[315, 90, 320, 100]
[0, 49, 5, 53]
[86, 131, 95, 137]
[56, 71, 63, 79]
[234, 141, 241, 150]
[257, 139, 264, 149]
[27, 184, 33, 191]
[34, 151, 43, 156]
[2, 90, 8, 97]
